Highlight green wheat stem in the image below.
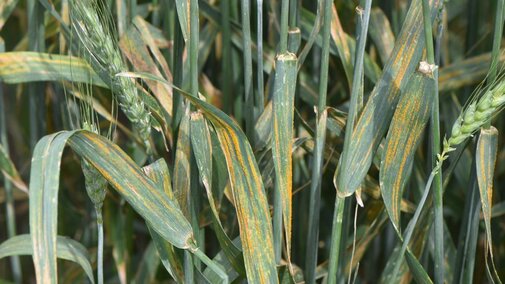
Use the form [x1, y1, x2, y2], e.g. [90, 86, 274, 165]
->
[305, 0, 332, 282]
[192, 246, 229, 284]
[485, 0, 504, 130]
[221, 0, 233, 114]
[489, 0, 504, 82]
[256, 0, 264, 115]
[421, 0, 444, 281]
[172, 11, 185, 142]
[279, 0, 290, 53]
[97, 209, 104, 284]
[329, 0, 372, 283]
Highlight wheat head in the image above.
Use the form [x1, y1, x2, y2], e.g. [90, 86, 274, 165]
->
[70, 0, 152, 153]
[439, 78, 505, 164]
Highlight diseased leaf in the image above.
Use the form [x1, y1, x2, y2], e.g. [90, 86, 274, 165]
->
[190, 111, 245, 276]
[28, 130, 194, 282]
[142, 159, 185, 283]
[0, 52, 106, 87]
[118, 72, 278, 283]
[334, 0, 441, 197]
[380, 71, 435, 232]
[173, 108, 191, 217]
[476, 126, 501, 282]
[271, 52, 298, 265]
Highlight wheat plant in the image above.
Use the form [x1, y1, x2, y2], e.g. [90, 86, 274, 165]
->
[0, 0, 505, 283]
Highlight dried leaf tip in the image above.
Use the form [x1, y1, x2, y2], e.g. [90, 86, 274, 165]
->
[418, 61, 438, 75]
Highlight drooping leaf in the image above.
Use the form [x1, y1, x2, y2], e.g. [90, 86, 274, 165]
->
[118, 72, 278, 283]
[0, 234, 94, 284]
[380, 71, 436, 232]
[28, 130, 194, 282]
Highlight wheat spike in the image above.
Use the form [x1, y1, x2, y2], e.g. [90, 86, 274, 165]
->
[70, 0, 152, 153]
[439, 78, 505, 163]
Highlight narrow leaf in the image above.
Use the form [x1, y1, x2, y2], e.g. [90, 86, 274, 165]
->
[271, 52, 298, 265]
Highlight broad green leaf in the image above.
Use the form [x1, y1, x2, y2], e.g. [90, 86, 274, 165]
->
[271, 53, 298, 265]
[380, 71, 435, 232]
[335, 0, 442, 197]
[0, 52, 106, 87]
[29, 130, 194, 282]
[118, 72, 278, 284]
[0, 234, 94, 284]
[142, 159, 185, 283]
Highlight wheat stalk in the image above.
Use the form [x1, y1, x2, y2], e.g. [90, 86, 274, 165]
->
[70, 0, 152, 153]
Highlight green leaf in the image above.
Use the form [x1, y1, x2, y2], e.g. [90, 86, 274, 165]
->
[0, 234, 94, 284]
[380, 71, 435, 232]
[334, 0, 441, 197]
[0, 52, 106, 87]
[271, 52, 298, 264]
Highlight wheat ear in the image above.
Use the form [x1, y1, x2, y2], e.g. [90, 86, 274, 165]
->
[438, 78, 505, 164]
[70, 0, 152, 153]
